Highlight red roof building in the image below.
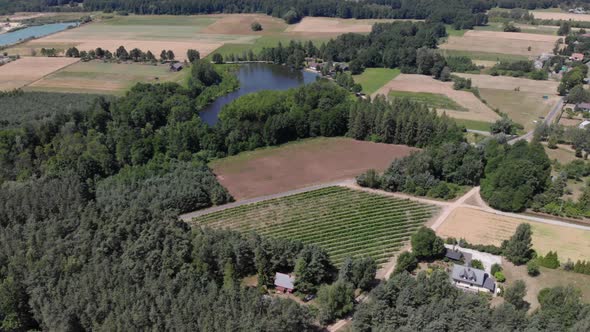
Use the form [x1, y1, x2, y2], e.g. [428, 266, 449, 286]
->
[571, 53, 585, 62]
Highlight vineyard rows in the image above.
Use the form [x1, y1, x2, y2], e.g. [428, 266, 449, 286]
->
[193, 186, 438, 266]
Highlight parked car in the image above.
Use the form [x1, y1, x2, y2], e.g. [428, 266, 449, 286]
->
[303, 294, 316, 302]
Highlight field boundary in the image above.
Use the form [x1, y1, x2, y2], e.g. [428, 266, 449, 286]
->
[22, 57, 81, 89]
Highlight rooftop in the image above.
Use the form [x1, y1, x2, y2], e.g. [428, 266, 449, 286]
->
[274, 272, 295, 289]
[451, 264, 495, 292]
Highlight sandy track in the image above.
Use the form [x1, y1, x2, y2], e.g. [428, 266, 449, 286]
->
[456, 73, 559, 95]
[532, 11, 590, 22]
[441, 30, 559, 56]
[373, 74, 500, 122]
[0, 56, 79, 91]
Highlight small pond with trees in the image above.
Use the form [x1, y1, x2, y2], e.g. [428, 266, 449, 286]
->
[199, 63, 318, 125]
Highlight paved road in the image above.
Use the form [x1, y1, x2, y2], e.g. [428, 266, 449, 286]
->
[509, 97, 564, 145]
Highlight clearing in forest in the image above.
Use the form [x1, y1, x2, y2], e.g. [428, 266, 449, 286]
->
[352, 68, 400, 94]
[437, 207, 590, 262]
[373, 74, 500, 123]
[193, 186, 438, 266]
[210, 137, 417, 201]
[0, 56, 78, 91]
[27, 61, 186, 95]
[440, 30, 559, 57]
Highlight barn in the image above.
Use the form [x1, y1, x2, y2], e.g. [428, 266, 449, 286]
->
[274, 272, 295, 293]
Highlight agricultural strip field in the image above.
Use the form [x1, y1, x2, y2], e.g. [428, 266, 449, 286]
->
[0, 56, 79, 91]
[456, 74, 560, 131]
[439, 49, 528, 63]
[453, 119, 492, 132]
[440, 30, 559, 57]
[352, 68, 400, 95]
[193, 186, 438, 266]
[374, 74, 500, 123]
[437, 207, 590, 262]
[531, 11, 590, 22]
[210, 137, 417, 201]
[26, 61, 186, 95]
[388, 90, 468, 112]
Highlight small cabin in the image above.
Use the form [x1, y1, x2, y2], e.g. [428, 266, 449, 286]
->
[170, 62, 183, 72]
[274, 272, 295, 293]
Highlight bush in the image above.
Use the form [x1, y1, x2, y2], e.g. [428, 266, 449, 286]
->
[356, 169, 381, 189]
[394, 251, 418, 274]
[527, 260, 540, 276]
[471, 259, 484, 270]
[491, 263, 503, 275]
[251, 21, 262, 31]
[537, 251, 560, 269]
[494, 271, 506, 282]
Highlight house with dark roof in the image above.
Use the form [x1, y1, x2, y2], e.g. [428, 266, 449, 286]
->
[576, 102, 590, 112]
[451, 264, 496, 293]
[169, 62, 183, 72]
[274, 272, 295, 293]
[445, 247, 472, 263]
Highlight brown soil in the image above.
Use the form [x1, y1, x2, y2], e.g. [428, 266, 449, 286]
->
[441, 30, 559, 56]
[373, 74, 500, 122]
[0, 56, 78, 91]
[287, 17, 378, 33]
[210, 137, 417, 200]
[200, 14, 287, 35]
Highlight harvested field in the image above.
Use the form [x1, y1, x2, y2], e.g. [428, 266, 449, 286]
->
[209, 137, 418, 201]
[437, 207, 590, 262]
[441, 30, 559, 57]
[286, 17, 394, 34]
[373, 74, 500, 122]
[27, 60, 185, 94]
[200, 14, 287, 34]
[456, 73, 559, 95]
[0, 56, 78, 91]
[193, 186, 438, 266]
[532, 11, 590, 22]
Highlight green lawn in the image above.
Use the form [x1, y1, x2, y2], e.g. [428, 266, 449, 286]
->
[353, 68, 400, 94]
[388, 90, 468, 112]
[453, 119, 493, 132]
[445, 25, 466, 37]
[193, 186, 437, 266]
[438, 49, 529, 62]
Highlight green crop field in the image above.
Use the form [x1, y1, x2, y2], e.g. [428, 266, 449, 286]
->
[453, 119, 493, 131]
[388, 90, 468, 112]
[438, 49, 529, 62]
[193, 186, 438, 266]
[353, 68, 400, 94]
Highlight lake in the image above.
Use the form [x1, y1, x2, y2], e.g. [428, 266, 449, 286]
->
[200, 63, 319, 125]
[0, 23, 78, 47]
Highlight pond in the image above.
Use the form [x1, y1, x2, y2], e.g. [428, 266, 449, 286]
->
[199, 63, 319, 125]
[0, 22, 78, 47]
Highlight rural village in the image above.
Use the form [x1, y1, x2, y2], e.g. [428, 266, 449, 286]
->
[4, 0, 590, 331]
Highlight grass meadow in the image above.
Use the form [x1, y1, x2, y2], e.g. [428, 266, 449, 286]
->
[388, 90, 468, 112]
[353, 68, 400, 94]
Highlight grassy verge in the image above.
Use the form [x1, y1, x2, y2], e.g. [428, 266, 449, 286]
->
[388, 90, 467, 112]
[453, 119, 492, 132]
[353, 68, 400, 94]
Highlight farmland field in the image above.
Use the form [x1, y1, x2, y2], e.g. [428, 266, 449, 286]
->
[0, 56, 79, 91]
[193, 186, 438, 266]
[374, 74, 500, 122]
[437, 207, 590, 262]
[440, 30, 558, 57]
[26, 61, 186, 94]
[439, 49, 528, 62]
[453, 119, 493, 132]
[531, 11, 590, 22]
[210, 137, 417, 200]
[353, 68, 400, 94]
[388, 90, 468, 112]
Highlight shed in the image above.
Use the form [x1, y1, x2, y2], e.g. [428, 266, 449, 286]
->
[579, 120, 590, 129]
[571, 53, 585, 62]
[170, 62, 183, 72]
[274, 272, 295, 293]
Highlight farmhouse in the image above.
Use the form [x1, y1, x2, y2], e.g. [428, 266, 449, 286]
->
[451, 264, 496, 293]
[170, 62, 183, 72]
[570, 53, 585, 62]
[274, 272, 295, 293]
